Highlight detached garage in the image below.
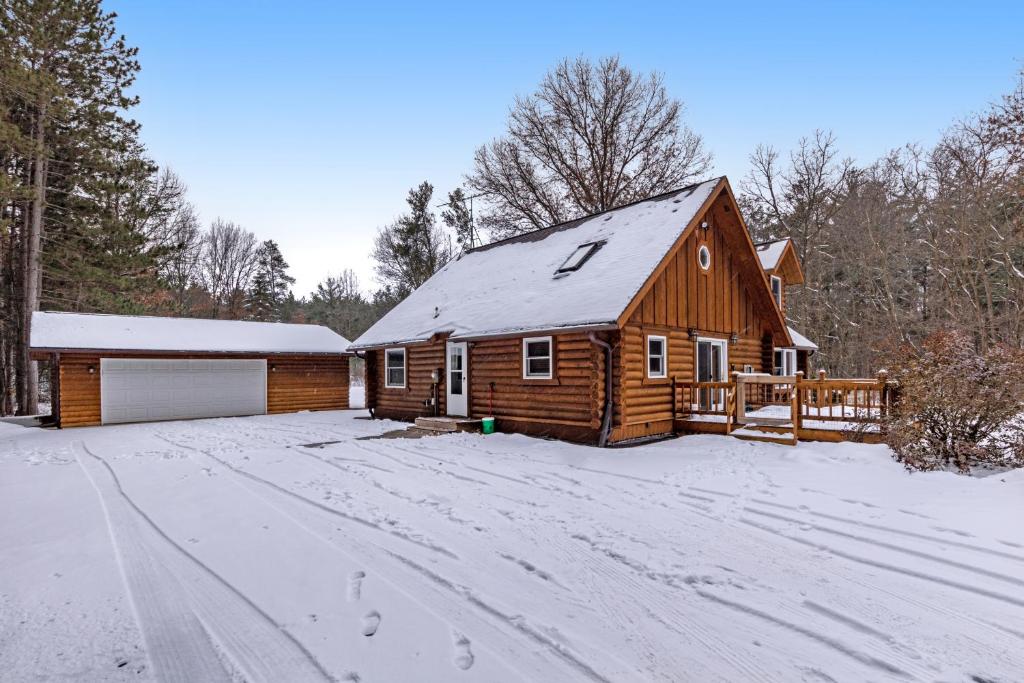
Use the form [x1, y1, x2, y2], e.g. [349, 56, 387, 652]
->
[29, 311, 352, 428]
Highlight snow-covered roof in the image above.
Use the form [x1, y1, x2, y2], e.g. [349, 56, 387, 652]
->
[351, 179, 723, 348]
[786, 326, 818, 351]
[756, 239, 789, 271]
[30, 311, 352, 355]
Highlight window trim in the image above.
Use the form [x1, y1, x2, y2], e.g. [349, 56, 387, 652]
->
[646, 334, 668, 379]
[384, 347, 407, 388]
[697, 244, 711, 272]
[770, 275, 783, 308]
[773, 347, 796, 376]
[522, 336, 554, 379]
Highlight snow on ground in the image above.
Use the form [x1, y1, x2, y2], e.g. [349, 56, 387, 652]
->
[1, 412, 1022, 682]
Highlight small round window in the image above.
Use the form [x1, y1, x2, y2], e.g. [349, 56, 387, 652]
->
[698, 244, 711, 271]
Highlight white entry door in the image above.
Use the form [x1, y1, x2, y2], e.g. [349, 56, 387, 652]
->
[446, 342, 468, 416]
[100, 358, 267, 425]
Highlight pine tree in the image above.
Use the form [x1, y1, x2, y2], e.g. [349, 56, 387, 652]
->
[247, 240, 294, 321]
[0, 0, 149, 413]
[372, 181, 452, 300]
[441, 188, 476, 250]
[306, 269, 373, 340]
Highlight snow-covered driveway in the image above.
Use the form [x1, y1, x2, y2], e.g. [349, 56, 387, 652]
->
[1, 412, 1022, 682]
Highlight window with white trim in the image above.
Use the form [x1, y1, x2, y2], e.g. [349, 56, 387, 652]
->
[647, 335, 667, 378]
[385, 348, 406, 388]
[522, 337, 553, 379]
[698, 244, 711, 271]
[770, 275, 782, 308]
[774, 348, 796, 376]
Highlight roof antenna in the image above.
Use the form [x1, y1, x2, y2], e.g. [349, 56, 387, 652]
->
[438, 190, 487, 252]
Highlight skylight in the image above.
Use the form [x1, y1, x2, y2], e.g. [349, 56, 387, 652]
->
[555, 241, 604, 275]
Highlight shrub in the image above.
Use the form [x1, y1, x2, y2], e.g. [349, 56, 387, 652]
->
[884, 331, 1024, 473]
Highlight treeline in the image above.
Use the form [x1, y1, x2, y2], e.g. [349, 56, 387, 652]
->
[0, 1, 381, 415]
[739, 71, 1024, 375]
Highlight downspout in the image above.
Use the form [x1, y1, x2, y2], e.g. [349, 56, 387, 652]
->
[354, 350, 373, 418]
[588, 333, 614, 448]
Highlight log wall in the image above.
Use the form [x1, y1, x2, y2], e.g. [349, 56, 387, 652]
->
[610, 196, 782, 442]
[366, 333, 604, 443]
[366, 340, 446, 421]
[53, 352, 348, 428]
[469, 332, 603, 436]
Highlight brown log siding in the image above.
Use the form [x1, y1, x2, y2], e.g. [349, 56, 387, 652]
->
[53, 352, 348, 428]
[367, 340, 446, 421]
[610, 204, 781, 442]
[366, 332, 604, 443]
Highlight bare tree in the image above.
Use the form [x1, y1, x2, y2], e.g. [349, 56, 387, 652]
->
[468, 56, 712, 238]
[199, 219, 259, 319]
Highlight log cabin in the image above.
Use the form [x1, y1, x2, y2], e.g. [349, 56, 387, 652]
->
[350, 176, 816, 445]
[29, 312, 352, 427]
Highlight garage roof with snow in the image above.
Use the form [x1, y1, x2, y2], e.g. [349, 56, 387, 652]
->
[351, 178, 723, 349]
[30, 312, 352, 355]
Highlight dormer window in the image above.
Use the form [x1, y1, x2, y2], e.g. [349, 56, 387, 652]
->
[770, 275, 782, 307]
[555, 241, 604, 275]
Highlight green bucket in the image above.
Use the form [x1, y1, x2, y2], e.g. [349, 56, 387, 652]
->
[481, 416, 496, 434]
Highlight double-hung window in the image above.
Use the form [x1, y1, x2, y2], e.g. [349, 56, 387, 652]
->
[523, 337, 553, 379]
[647, 335, 667, 379]
[770, 275, 783, 308]
[385, 348, 406, 388]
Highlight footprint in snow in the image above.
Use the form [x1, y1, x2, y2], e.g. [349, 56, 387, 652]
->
[347, 571, 365, 602]
[362, 611, 381, 637]
[452, 631, 474, 670]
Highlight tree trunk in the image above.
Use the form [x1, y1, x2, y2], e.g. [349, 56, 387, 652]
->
[19, 104, 46, 415]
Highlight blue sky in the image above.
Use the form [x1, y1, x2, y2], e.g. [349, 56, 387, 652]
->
[107, 0, 1023, 296]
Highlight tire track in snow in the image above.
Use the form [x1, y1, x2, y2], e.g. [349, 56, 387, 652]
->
[157, 435, 458, 560]
[384, 551, 614, 683]
[693, 589, 910, 678]
[749, 497, 1024, 564]
[744, 507, 1024, 589]
[75, 442, 333, 683]
[740, 517, 1024, 609]
[169, 437, 616, 681]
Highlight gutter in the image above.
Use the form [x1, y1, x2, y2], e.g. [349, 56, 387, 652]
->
[588, 333, 614, 448]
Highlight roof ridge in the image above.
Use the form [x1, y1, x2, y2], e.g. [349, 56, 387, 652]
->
[468, 177, 723, 254]
[35, 310, 323, 327]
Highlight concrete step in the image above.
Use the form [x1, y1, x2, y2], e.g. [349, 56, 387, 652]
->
[414, 416, 482, 433]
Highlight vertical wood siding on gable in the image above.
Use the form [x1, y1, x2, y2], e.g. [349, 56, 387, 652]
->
[611, 203, 778, 442]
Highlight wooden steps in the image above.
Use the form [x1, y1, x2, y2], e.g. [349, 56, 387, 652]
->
[730, 423, 797, 446]
[414, 416, 482, 433]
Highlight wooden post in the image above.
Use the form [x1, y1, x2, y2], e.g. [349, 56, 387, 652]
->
[734, 372, 747, 426]
[877, 370, 888, 419]
[793, 371, 804, 438]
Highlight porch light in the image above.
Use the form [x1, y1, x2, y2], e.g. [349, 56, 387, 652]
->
[88, 365, 95, 374]
[687, 328, 698, 340]
[729, 332, 739, 345]
[700, 221, 710, 237]
[270, 364, 277, 372]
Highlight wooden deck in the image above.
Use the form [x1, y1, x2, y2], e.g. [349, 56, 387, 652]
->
[673, 371, 891, 445]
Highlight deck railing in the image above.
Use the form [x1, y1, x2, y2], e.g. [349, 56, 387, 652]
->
[674, 370, 893, 441]
[674, 380, 737, 434]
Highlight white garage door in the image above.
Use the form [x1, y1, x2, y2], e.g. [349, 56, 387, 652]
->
[100, 358, 267, 425]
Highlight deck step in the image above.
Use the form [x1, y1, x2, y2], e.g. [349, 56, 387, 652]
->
[414, 416, 482, 433]
[730, 427, 797, 446]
